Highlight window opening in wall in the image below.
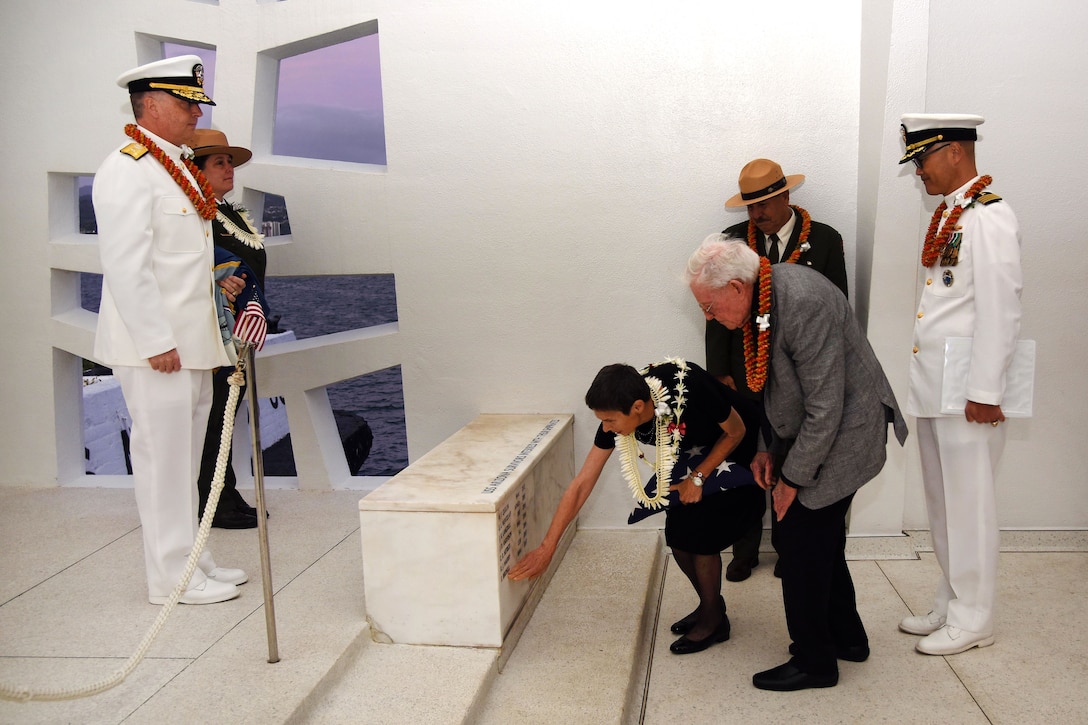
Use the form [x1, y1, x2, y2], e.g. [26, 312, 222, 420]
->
[81, 273, 102, 314]
[78, 176, 96, 234]
[331, 368, 407, 476]
[261, 274, 403, 475]
[162, 42, 216, 128]
[273, 32, 386, 165]
[260, 192, 292, 237]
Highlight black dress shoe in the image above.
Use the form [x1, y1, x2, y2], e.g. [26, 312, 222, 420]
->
[670, 595, 726, 635]
[726, 556, 758, 582]
[752, 662, 837, 691]
[669, 615, 731, 655]
[210, 507, 258, 530]
[789, 642, 870, 662]
[773, 560, 783, 578]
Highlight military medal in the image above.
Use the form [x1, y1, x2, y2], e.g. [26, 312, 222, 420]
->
[939, 231, 962, 267]
[942, 269, 954, 287]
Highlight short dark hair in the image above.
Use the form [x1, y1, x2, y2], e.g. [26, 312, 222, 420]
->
[130, 91, 150, 120]
[193, 153, 209, 171]
[584, 364, 650, 414]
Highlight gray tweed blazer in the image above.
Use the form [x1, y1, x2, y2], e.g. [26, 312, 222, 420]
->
[762, 264, 908, 509]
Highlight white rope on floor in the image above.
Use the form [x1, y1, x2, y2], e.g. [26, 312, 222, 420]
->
[0, 366, 248, 703]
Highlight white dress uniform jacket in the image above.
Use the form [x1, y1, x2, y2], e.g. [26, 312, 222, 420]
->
[907, 176, 1022, 416]
[92, 126, 230, 370]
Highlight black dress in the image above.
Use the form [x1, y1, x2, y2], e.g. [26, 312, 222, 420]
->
[593, 361, 765, 554]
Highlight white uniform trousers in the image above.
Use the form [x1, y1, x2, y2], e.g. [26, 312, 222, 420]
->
[916, 416, 1005, 634]
[115, 366, 219, 598]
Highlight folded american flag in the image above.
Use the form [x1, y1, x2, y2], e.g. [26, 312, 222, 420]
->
[213, 248, 270, 353]
[233, 299, 267, 350]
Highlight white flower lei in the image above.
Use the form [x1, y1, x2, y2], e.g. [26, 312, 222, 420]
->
[217, 202, 265, 250]
[615, 357, 689, 509]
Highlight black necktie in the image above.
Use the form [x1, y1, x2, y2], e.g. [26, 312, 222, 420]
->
[767, 233, 781, 264]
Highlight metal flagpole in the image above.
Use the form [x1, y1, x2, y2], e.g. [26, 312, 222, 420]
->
[242, 342, 280, 663]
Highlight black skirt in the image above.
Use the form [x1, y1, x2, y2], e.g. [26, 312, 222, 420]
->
[664, 484, 766, 555]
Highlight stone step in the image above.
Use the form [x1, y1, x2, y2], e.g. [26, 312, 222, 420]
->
[300, 529, 662, 724]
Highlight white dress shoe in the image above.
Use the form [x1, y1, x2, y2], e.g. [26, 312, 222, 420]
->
[206, 567, 249, 586]
[899, 610, 946, 635]
[916, 625, 994, 655]
[149, 578, 240, 605]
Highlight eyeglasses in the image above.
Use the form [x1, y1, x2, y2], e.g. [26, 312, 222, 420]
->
[700, 300, 714, 315]
[911, 143, 952, 170]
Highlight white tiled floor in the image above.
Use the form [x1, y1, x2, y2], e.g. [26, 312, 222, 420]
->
[1, 486, 1086, 724]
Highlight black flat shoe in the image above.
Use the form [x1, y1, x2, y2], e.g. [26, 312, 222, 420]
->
[669, 615, 731, 655]
[752, 662, 837, 691]
[670, 595, 726, 635]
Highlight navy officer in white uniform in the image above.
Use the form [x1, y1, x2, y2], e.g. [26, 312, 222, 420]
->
[897, 113, 1023, 655]
[93, 55, 248, 605]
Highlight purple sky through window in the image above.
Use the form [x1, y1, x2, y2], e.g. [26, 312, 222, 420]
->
[273, 34, 387, 165]
[164, 35, 386, 165]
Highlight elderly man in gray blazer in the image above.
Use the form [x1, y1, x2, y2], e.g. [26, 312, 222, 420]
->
[687, 235, 907, 692]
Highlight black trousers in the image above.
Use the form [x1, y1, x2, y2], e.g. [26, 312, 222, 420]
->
[197, 367, 246, 514]
[776, 491, 866, 677]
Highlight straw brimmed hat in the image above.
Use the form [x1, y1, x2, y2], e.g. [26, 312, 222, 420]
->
[191, 128, 252, 166]
[725, 158, 805, 208]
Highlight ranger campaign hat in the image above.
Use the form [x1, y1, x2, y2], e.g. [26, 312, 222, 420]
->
[725, 158, 805, 208]
[191, 128, 252, 166]
[899, 113, 984, 164]
[116, 55, 215, 105]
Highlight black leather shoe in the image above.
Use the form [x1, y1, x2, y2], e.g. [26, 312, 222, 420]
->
[726, 556, 758, 582]
[210, 507, 258, 530]
[670, 595, 727, 634]
[669, 615, 731, 655]
[773, 560, 783, 578]
[752, 662, 837, 691]
[789, 642, 870, 663]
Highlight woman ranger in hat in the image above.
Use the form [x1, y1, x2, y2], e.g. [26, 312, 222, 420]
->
[191, 129, 270, 529]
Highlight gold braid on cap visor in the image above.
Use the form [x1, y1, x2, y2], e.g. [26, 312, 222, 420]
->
[904, 133, 944, 152]
[148, 82, 212, 102]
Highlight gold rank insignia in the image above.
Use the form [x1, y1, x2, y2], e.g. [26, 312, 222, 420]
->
[976, 191, 1003, 206]
[120, 142, 148, 160]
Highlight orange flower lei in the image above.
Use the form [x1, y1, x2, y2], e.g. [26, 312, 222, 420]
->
[747, 205, 812, 264]
[920, 175, 992, 267]
[124, 124, 218, 220]
[743, 256, 773, 392]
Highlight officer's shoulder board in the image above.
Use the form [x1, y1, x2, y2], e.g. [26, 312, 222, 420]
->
[120, 142, 148, 160]
[975, 191, 1002, 206]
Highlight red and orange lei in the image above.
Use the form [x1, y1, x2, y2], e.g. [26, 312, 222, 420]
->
[747, 205, 811, 264]
[743, 256, 773, 392]
[124, 124, 218, 220]
[920, 175, 992, 267]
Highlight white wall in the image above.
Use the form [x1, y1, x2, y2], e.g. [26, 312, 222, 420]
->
[1, 0, 1084, 532]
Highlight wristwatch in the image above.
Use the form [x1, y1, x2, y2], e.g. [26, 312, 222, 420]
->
[691, 471, 704, 487]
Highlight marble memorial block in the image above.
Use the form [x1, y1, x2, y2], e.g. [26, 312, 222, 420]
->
[359, 414, 575, 647]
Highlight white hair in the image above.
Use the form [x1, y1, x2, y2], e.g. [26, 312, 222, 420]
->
[685, 233, 760, 289]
